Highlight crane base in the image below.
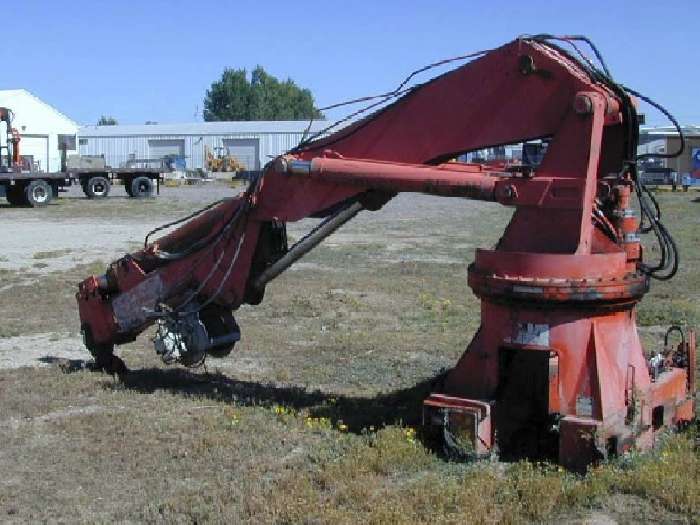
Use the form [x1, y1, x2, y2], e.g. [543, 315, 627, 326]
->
[424, 349, 695, 471]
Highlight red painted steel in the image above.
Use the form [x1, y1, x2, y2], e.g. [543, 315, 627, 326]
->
[306, 157, 500, 199]
[76, 38, 695, 469]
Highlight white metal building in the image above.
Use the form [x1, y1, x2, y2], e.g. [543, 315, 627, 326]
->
[78, 121, 327, 171]
[0, 89, 79, 172]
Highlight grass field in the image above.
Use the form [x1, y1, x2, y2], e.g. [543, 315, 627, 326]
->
[0, 188, 698, 523]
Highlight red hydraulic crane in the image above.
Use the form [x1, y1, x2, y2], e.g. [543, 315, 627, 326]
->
[76, 36, 695, 470]
[0, 107, 21, 170]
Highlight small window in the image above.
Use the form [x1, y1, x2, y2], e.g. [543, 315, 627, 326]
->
[79, 138, 88, 146]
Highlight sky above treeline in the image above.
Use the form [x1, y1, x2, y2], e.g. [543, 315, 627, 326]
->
[4, 0, 695, 126]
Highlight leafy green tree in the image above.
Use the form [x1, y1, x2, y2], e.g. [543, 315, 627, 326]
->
[97, 115, 118, 126]
[203, 66, 323, 121]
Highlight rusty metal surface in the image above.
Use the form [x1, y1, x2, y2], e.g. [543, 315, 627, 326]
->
[112, 274, 164, 332]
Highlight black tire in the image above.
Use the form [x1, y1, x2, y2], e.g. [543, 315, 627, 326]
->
[5, 184, 28, 206]
[130, 176, 154, 198]
[25, 179, 53, 207]
[124, 178, 134, 197]
[85, 176, 111, 199]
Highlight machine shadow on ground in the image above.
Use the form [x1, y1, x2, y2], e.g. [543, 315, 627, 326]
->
[44, 351, 445, 435]
[98, 364, 445, 434]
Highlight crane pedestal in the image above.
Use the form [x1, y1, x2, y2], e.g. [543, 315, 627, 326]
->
[424, 250, 696, 471]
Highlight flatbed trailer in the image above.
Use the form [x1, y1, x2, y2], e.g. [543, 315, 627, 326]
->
[0, 168, 163, 207]
[69, 168, 163, 200]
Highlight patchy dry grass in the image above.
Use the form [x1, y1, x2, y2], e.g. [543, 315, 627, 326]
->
[1, 361, 697, 523]
[637, 192, 700, 329]
[32, 249, 73, 260]
[0, 261, 107, 338]
[0, 191, 698, 523]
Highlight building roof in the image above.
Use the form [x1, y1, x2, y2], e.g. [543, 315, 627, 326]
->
[79, 120, 328, 137]
[0, 88, 78, 128]
[640, 124, 700, 137]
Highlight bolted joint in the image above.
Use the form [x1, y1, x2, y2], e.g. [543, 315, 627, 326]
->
[573, 94, 593, 115]
[496, 183, 518, 202]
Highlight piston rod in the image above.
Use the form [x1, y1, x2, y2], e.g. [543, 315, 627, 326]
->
[294, 157, 499, 200]
[252, 201, 364, 289]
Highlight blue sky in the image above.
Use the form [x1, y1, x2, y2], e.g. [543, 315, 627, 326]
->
[4, 1, 695, 126]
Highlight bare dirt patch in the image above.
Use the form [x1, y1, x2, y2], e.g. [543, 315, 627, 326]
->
[0, 333, 84, 369]
[0, 184, 242, 273]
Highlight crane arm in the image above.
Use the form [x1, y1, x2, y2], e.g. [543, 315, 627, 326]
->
[76, 37, 634, 372]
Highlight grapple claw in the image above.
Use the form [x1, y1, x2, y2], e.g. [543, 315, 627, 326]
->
[82, 323, 128, 379]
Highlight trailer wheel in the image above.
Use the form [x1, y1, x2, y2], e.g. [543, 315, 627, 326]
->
[25, 179, 53, 207]
[130, 176, 154, 198]
[5, 184, 28, 206]
[85, 176, 111, 199]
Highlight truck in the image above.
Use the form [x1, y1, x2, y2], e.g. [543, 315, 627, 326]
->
[0, 107, 165, 207]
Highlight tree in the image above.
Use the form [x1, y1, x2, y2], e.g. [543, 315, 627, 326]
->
[97, 115, 118, 126]
[203, 66, 324, 121]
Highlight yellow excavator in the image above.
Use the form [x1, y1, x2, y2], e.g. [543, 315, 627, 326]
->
[205, 145, 245, 173]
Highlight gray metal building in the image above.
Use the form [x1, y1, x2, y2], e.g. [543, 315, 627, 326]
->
[77, 121, 327, 171]
[639, 125, 700, 174]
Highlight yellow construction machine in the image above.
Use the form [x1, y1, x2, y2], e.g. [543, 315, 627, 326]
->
[205, 145, 245, 173]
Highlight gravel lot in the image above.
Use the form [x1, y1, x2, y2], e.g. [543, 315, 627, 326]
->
[0, 184, 240, 272]
[0, 182, 495, 272]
